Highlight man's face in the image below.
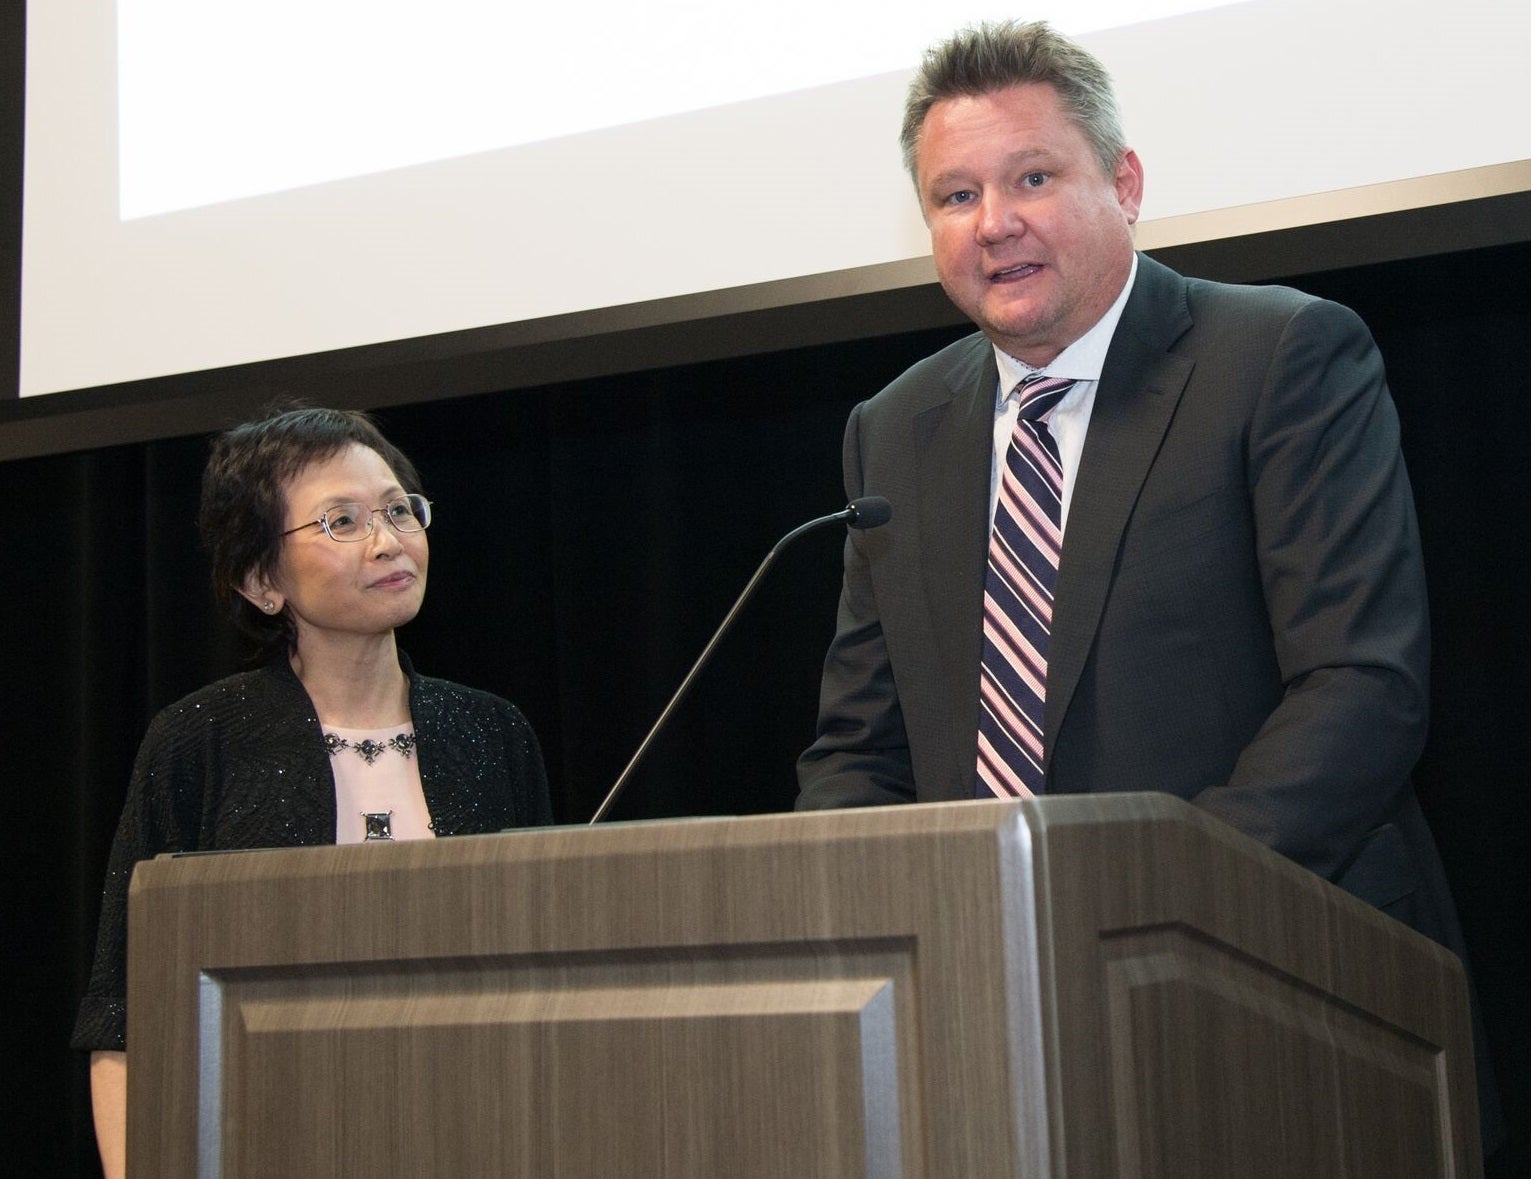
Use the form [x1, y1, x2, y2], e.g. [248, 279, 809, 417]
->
[915, 83, 1143, 368]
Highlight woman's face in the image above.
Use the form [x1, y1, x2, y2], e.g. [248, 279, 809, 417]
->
[246, 442, 429, 649]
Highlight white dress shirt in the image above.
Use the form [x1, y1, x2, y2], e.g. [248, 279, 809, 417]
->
[989, 253, 1139, 533]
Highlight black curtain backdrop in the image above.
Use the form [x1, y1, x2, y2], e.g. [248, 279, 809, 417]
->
[5, 241, 1527, 1176]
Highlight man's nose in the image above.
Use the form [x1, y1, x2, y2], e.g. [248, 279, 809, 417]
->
[976, 193, 1023, 244]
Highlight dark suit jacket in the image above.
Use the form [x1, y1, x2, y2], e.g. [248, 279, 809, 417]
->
[797, 254, 1456, 931]
[796, 254, 1501, 1148]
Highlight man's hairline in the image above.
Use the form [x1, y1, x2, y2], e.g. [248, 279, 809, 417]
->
[905, 80, 1114, 187]
[907, 87, 1131, 210]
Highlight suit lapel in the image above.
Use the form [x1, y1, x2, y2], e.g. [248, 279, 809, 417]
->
[913, 337, 997, 795]
[1045, 258, 1194, 766]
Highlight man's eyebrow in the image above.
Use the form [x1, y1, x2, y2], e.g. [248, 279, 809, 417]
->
[924, 148, 1061, 191]
[923, 169, 971, 193]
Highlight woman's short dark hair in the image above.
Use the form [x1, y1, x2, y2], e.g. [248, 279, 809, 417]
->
[198, 406, 424, 659]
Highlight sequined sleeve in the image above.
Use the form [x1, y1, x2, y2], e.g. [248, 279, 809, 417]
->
[69, 707, 195, 1052]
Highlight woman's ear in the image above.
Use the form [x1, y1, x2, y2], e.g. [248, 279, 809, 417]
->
[237, 572, 284, 617]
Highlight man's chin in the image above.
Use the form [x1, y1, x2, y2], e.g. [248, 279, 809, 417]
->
[977, 310, 1056, 361]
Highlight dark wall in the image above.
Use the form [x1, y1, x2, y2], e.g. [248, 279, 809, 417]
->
[4, 241, 1527, 1175]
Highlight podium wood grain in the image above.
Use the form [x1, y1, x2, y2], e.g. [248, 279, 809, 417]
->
[127, 795, 1481, 1177]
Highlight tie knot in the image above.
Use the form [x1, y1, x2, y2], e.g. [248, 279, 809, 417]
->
[1015, 374, 1075, 423]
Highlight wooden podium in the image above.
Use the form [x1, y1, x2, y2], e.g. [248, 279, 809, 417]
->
[126, 795, 1481, 1177]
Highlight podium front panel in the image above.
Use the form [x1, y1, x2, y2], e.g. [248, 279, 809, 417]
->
[128, 796, 1479, 1177]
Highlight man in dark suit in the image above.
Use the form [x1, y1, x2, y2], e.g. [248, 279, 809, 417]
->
[796, 22, 1502, 1148]
[797, 13, 1467, 1004]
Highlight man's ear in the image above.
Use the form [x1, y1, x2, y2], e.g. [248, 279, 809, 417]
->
[1115, 148, 1145, 225]
[237, 572, 284, 617]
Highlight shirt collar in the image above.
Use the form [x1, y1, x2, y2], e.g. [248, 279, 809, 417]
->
[993, 252, 1139, 401]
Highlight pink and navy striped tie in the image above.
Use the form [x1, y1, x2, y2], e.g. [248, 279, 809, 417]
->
[977, 373, 1075, 799]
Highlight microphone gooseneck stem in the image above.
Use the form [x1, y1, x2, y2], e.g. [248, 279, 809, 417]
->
[587, 504, 859, 824]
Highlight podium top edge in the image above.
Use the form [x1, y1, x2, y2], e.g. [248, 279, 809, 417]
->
[132, 793, 1214, 890]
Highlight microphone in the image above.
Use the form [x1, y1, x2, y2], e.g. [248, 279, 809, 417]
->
[588, 496, 892, 823]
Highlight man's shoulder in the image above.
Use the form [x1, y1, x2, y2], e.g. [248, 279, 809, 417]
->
[864, 330, 993, 412]
[1128, 257, 1364, 359]
[1180, 275, 1369, 360]
[1185, 273, 1321, 316]
[1136, 253, 1319, 320]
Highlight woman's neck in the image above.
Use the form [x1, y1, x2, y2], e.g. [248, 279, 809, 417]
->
[289, 633, 411, 728]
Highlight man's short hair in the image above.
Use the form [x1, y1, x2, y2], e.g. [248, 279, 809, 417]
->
[899, 20, 1127, 182]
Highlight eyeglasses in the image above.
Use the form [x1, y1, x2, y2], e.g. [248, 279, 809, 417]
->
[282, 494, 433, 543]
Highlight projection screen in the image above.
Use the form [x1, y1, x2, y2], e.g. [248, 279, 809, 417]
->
[7, 0, 1531, 457]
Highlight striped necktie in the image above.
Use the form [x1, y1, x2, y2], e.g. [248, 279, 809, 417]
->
[976, 373, 1075, 798]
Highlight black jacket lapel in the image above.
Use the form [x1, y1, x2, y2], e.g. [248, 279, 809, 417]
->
[1044, 257, 1194, 770]
[913, 336, 997, 794]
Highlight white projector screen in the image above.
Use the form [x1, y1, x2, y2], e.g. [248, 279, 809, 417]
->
[19, 0, 1531, 401]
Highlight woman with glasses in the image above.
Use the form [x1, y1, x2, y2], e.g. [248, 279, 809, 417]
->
[71, 406, 553, 1178]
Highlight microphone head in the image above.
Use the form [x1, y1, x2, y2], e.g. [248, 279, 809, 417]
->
[846, 495, 893, 530]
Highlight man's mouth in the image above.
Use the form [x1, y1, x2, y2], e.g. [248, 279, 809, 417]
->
[990, 263, 1042, 283]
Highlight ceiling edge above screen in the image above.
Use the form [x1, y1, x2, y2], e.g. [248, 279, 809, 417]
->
[5, 163, 1531, 463]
